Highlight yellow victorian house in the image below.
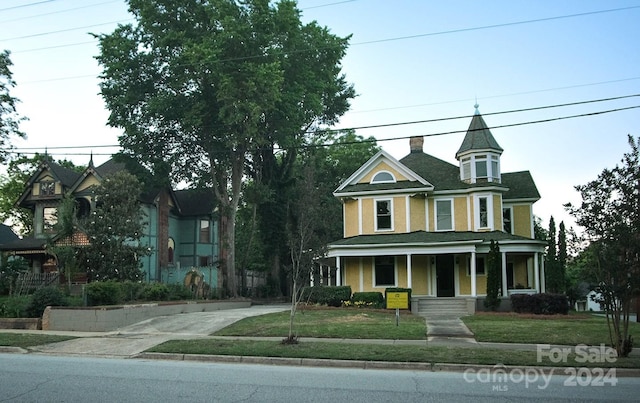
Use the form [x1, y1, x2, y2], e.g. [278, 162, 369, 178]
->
[327, 107, 546, 315]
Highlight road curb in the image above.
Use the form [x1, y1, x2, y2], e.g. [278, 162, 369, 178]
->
[0, 346, 27, 354]
[133, 352, 640, 376]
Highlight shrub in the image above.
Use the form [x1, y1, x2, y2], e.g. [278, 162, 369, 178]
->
[120, 281, 144, 302]
[511, 293, 569, 315]
[85, 280, 124, 306]
[300, 286, 352, 307]
[140, 283, 170, 301]
[352, 292, 384, 308]
[0, 295, 31, 318]
[385, 287, 412, 309]
[25, 286, 67, 318]
[167, 283, 193, 300]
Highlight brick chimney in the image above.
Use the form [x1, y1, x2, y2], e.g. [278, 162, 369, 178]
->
[410, 136, 424, 153]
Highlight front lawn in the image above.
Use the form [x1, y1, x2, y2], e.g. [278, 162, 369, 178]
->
[214, 306, 426, 340]
[462, 312, 640, 346]
[0, 333, 76, 348]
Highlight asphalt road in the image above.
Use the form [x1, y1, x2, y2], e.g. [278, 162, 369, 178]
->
[1, 354, 638, 402]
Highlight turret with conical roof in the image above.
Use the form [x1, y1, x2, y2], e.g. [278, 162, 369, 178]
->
[456, 105, 503, 184]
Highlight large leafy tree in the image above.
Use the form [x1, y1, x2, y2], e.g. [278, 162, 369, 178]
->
[0, 50, 26, 165]
[95, 0, 354, 297]
[566, 134, 640, 357]
[80, 171, 149, 282]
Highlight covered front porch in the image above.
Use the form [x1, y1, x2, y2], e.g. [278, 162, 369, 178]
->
[326, 231, 547, 313]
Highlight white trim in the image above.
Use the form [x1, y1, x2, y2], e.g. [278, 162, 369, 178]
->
[425, 198, 430, 231]
[334, 149, 434, 193]
[406, 254, 412, 289]
[405, 195, 411, 232]
[335, 186, 434, 198]
[501, 252, 508, 297]
[358, 198, 363, 235]
[374, 197, 394, 232]
[466, 194, 472, 231]
[470, 252, 477, 297]
[358, 258, 364, 292]
[336, 256, 341, 286]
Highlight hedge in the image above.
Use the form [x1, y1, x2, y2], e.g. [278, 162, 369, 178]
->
[510, 293, 569, 315]
[300, 286, 352, 307]
[352, 292, 384, 305]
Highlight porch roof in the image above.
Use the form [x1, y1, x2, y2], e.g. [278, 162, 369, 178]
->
[327, 230, 545, 257]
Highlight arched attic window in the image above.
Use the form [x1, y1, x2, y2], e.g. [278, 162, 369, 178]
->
[370, 171, 396, 184]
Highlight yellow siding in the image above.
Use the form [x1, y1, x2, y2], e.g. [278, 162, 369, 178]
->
[344, 200, 359, 237]
[76, 176, 100, 192]
[411, 255, 429, 295]
[393, 196, 406, 233]
[493, 195, 502, 230]
[344, 257, 360, 292]
[454, 196, 468, 231]
[361, 199, 374, 234]
[362, 257, 373, 290]
[396, 257, 407, 288]
[359, 161, 409, 183]
[513, 204, 532, 238]
[458, 263, 470, 295]
[458, 257, 488, 295]
[476, 274, 487, 296]
[427, 199, 434, 230]
[409, 196, 426, 231]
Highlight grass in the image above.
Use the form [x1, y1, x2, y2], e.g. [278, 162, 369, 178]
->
[147, 308, 640, 368]
[462, 312, 640, 345]
[149, 339, 640, 368]
[214, 306, 427, 340]
[0, 333, 76, 348]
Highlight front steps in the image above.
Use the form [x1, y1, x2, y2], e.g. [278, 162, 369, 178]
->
[414, 297, 474, 318]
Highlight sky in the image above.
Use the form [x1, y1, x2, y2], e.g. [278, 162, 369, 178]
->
[2, 0, 640, 233]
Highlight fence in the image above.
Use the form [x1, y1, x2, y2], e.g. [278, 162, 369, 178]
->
[14, 272, 60, 296]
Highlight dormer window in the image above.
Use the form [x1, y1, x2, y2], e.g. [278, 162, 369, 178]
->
[459, 153, 501, 184]
[371, 171, 395, 184]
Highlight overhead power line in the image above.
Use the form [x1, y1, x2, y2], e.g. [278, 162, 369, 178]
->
[0, 0, 57, 12]
[8, 96, 640, 156]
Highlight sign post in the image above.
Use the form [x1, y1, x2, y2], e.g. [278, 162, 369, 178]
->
[386, 292, 409, 326]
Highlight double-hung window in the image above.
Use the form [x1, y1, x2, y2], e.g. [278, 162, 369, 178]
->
[375, 199, 392, 231]
[435, 199, 453, 231]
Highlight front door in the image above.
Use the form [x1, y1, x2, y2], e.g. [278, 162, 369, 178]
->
[436, 254, 455, 297]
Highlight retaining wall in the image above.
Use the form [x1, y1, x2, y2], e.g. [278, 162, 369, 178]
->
[42, 300, 251, 332]
[0, 318, 41, 330]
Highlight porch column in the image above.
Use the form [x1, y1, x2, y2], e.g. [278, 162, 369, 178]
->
[335, 256, 342, 286]
[534, 253, 540, 292]
[470, 252, 476, 297]
[501, 252, 508, 297]
[406, 254, 412, 289]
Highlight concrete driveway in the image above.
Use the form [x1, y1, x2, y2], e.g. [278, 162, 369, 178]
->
[29, 304, 290, 358]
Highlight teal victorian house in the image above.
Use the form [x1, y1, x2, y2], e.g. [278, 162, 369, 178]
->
[0, 156, 219, 287]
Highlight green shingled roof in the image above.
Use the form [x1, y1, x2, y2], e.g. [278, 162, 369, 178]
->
[330, 230, 538, 247]
[501, 171, 541, 200]
[456, 112, 503, 157]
